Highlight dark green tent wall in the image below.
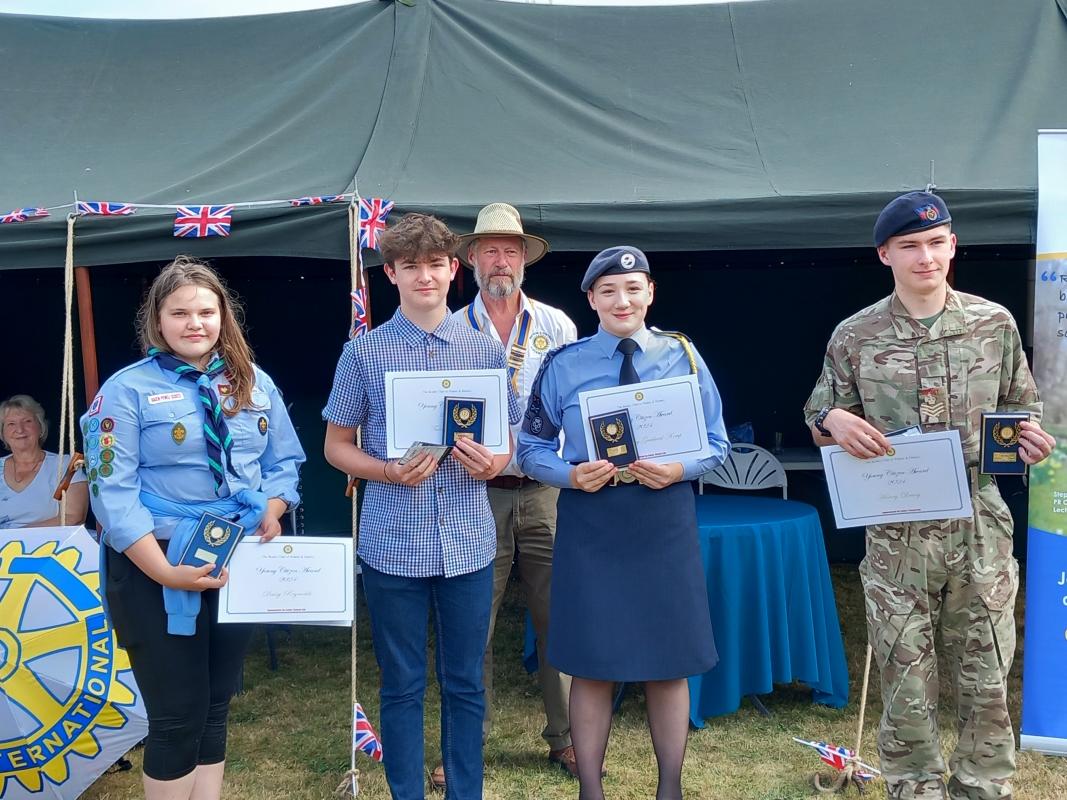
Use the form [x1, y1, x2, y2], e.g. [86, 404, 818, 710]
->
[3, 0, 1067, 268]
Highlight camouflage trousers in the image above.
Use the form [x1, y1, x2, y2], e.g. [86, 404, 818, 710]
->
[859, 483, 1019, 800]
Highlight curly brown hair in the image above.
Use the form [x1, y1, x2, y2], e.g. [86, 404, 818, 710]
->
[379, 213, 459, 265]
[137, 256, 255, 417]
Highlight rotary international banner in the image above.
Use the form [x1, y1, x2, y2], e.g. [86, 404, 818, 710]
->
[0, 526, 147, 798]
[1021, 131, 1067, 755]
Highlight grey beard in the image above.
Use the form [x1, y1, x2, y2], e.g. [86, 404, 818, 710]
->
[476, 271, 524, 299]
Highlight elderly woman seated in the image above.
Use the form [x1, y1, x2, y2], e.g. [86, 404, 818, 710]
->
[0, 394, 88, 527]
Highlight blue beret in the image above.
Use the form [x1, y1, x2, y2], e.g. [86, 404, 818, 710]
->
[580, 246, 650, 291]
[873, 191, 952, 246]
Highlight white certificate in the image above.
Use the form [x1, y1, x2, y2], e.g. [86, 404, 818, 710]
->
[577, 374, 710, 464]
[218, 536, 354, 625]
[384, 369, 510, 457]
[820, 429, 974, 529]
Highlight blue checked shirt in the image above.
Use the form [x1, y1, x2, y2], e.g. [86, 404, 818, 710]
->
[323, 308, 521, 578]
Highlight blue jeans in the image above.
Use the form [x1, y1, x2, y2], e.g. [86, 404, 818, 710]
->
[361, 561, 493, 800]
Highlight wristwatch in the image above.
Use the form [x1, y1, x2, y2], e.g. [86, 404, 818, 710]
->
[813, 406, 833, 437]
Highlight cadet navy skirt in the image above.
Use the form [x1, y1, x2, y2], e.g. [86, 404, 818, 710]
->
[548, 480, 718, 682]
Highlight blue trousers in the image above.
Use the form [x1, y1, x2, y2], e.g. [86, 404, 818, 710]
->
[361, 561, 493, 800]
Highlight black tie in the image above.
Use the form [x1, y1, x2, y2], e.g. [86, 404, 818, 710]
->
[617, 338, 640, 385]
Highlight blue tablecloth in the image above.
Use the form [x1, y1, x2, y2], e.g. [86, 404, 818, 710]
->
[688, 494, 849, 726]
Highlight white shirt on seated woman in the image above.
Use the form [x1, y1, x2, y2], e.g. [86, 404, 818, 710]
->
[0, 394, 88, 528]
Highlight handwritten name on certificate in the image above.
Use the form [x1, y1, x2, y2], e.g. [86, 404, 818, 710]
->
[384, 369, 510, 457]
[578, 375, 710, 464]
[218, 536, 354, 625]
[820, 429, 973, 529]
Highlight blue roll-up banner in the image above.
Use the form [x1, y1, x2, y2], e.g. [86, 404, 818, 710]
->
[1021, 131, 1067, 756]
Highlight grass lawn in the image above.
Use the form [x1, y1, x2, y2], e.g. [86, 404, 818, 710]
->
[85, 566, 1067, 799]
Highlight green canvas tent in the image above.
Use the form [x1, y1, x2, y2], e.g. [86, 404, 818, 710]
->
[2, 0, 1067, 268]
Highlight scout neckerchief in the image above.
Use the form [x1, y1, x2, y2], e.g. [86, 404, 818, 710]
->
[465, 300, 533, 393]
[150, 348, 238, 493]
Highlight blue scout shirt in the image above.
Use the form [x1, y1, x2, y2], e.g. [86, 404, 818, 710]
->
[82, 357, 305, 552]
[517, 326, 729, 488]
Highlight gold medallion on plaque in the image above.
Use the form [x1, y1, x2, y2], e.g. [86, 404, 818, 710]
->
[992, 422, 1021, 447]
[599, 418, 629, 459]
[204, 523, 231, 547]
[453, 404, 477, 425]
[452, 403, 478, 439]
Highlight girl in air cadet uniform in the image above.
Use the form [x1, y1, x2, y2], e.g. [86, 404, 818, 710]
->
[517, 246, 729, 800]
[83, 256, 304, 800]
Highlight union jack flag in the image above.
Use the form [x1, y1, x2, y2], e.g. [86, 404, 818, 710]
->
[817, 743, 852, 770]
[290, 195, 345, 206]
[174, 205, 234, 238]
[793, 739, 878, 781]
[1, 207, 49, 224]
[350, 287, 369, 339]
[352, 702, 383, 762]
[77, 201, 135, 216]
[358, 197, 394, 250]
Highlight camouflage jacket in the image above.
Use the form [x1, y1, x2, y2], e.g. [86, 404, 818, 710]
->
[804, 288, 1042, 467]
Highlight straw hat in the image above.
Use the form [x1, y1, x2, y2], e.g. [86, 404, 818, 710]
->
[455, 203, 549, 268]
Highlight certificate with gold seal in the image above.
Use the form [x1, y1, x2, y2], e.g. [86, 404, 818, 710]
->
[218, 536, 354, 625]
[577, 375, 711, 465]
[384, 369, 510, 457]
[819, 430, 973, 528]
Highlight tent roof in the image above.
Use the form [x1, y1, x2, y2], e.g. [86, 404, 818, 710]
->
[3, 0, 1067, 268]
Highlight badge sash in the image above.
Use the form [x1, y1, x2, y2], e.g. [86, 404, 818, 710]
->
[465, 303, 533, 393]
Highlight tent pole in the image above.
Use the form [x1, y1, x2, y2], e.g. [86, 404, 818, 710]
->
[74, 266, 100, 403]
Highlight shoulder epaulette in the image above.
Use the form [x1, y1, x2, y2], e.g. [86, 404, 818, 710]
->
[651, 329, 697, 375]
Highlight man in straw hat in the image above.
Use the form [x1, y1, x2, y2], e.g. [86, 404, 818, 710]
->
[430, 203, 578, 788]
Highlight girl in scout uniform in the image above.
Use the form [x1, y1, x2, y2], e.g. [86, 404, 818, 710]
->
[83, 256, 304, 800]
[516, 246, 729, 800]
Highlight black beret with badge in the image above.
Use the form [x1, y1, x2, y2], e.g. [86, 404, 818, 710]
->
[873, 191, 952, 247]
[580, 245, 651, 291]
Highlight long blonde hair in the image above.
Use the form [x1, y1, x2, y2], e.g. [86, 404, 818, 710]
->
[137, 256, 255, 417]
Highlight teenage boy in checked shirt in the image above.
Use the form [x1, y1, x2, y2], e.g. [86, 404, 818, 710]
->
[323, 213, 520, 800]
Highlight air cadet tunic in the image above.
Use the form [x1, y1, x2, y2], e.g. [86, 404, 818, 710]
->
[804, 288, 1041, 800]
[517, 326, 729, 682]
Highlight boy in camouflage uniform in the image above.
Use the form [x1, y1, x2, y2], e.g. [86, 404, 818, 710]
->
[803, 192, 1056, 800]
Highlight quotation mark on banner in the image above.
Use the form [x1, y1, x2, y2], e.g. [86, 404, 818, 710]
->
[1039, 271, 1067, 283]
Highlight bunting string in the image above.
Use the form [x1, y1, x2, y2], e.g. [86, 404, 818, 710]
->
[1, 192, 396, 242]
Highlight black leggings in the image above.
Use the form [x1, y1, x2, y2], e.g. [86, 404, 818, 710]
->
[105, 546, 253, 781]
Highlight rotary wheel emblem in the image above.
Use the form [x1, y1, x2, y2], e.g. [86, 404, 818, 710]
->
[0, 540, 139, 795]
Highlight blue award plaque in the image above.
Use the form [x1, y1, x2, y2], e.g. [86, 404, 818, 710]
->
[588, 409, 638, 468]
[980, 411, 1030, 475]
[179, 512, 245, 578]
[444, 397, 485, 444]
